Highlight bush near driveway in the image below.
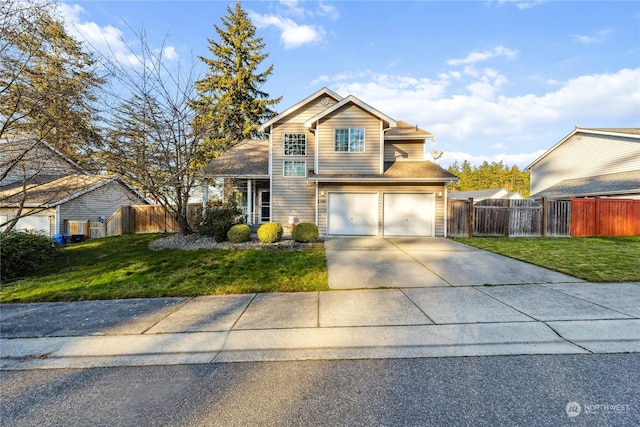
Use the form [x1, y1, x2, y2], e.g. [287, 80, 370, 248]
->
[257, 222, 283, 244]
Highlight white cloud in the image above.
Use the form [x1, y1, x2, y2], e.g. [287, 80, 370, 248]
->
[447, 46, 518, 67]
[317, 67, 640, 167]
[317, 0, 340, 20]
[59, 3, 179, 67]
[250, 12, 325, 49]
[439, 149, 546, 168]
[572, 29, 613, 45]
[491, 143, 507, 149]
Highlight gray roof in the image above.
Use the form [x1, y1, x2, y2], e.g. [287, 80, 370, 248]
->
[385, 121, 434, 139]
[200, 139, 269, 178]
[309, 161, 459, 182]
[531, 170, 640, 199]
[1, 174, 125, 207]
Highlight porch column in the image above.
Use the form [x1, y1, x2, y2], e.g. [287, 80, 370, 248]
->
[247, 179, 253, 225]
[202, 178, 209, 210]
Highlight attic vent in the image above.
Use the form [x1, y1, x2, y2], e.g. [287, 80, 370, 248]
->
[321, 97, 329, 106]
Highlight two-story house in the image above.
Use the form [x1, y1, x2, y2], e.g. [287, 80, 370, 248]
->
[200, 88, 459, 237]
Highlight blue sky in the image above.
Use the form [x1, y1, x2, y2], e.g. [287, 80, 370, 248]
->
[60, 0, 640, 168]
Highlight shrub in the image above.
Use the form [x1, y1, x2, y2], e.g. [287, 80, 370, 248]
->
[0, 230, 57, 281]
[227, 224, 252, 243]
[257, 222, 283, 244]
[291, 222, 319, 243]
[197, 202, 245, 242]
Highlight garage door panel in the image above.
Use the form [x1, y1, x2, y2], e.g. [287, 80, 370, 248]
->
[383, 193, 434, 236]
[328, 193, 378, 235]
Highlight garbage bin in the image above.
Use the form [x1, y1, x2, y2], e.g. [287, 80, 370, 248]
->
[52, 234, 72, 246]
[70, 234, 85, 243]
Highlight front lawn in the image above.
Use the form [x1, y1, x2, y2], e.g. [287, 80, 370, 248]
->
[456, 235, 640, 282]
[0, 234, 329, 303]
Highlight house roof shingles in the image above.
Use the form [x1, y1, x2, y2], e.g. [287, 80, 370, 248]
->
[385, 121, 435, 139]
[0, 174, 115, 207]
[200, 139, 269, 178]
[531, 170, 640, 199]
[308, 161, 458, 182]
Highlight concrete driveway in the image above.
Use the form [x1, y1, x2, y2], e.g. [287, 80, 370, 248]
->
[325, 237, 583, 289]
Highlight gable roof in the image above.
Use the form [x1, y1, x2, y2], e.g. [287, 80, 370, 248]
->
[0, 174, 144, 208]
[200, 139, 269, 178]
[304, 94, 397, 129]
[259, 87, 343, 132]
[530, 170, 640, 199]
[526, 127, 640, 170]
[385, 121, 435, 140]
[1, 136, 89, 176]
[308, 161, 458, 183]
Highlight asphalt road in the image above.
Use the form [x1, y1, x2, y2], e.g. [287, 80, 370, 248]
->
[2, 354, 638, 426]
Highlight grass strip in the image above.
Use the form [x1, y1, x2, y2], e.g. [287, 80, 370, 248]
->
[0, 234, 328, 303]
[455, 235, 640, 282]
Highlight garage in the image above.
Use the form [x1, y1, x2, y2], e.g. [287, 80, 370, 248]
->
[327, 192, 378, 235]
[383, 193, 434, 236]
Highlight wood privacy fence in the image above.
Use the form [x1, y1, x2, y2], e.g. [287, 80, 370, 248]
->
[448, 198, 639, 238]
[102, 205, 201, 237]
[571, 198, 640, 236]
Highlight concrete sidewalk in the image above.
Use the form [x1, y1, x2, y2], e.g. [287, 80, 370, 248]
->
[2, 283, 639, 370]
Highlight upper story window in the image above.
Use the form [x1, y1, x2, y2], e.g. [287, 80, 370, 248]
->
[284, 133, 306, 156]
[283, 160, 306, 177]
[335, 128, 365, 152]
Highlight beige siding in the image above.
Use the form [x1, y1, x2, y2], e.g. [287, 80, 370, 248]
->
[384, 141, 425, 161]
[269, 97, 335, 233]
[531, 134, 640, 195]
[316, 183, 447, 236]
[317, 105, 382, 175]
[58, 181, 147, 233]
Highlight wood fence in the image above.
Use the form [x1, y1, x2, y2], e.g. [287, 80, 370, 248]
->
[571, 198, 640, 236]
[448, 197, 639, 238]
[102, 205, 201, 237]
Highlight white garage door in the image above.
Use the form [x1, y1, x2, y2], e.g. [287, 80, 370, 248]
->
[0, 214, 50, 234]
[383, 193, 434, 236]
[327, 193, 378, 235]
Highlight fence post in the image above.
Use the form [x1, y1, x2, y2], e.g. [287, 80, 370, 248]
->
[541, 197, 547, 237]
[467, 198, 474, 238]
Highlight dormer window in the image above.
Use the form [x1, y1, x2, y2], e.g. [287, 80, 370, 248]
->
[284, 133, 306, 155]
[335, 128, 365, 152]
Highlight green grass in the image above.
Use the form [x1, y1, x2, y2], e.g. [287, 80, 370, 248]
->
[0, 234, 328, 303]
[455, 235, 640, 282]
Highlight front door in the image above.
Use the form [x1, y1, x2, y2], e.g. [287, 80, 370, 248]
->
[259, 190, 270, 223]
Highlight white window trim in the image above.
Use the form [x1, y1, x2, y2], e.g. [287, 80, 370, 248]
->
[334, 128, 366, 153]
[283, 133, 307, 156]
[283, 160, 307, 177]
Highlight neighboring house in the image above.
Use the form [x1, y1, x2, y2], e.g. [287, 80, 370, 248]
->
[1, 137, 149, 236]
[448, 188, 524, 202]
[527, 127, 640, 199]
[200, 88, 458, 236]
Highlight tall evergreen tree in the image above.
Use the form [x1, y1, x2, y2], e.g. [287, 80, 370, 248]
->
[0, 0, 104, 168]
[191, 1, 280, 154]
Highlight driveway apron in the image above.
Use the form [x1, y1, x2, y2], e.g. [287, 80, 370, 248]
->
[325, 237, 583, 289]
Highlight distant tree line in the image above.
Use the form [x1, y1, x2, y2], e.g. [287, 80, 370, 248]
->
[447, 160, 530, 198]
